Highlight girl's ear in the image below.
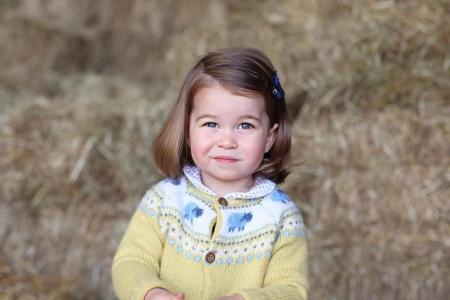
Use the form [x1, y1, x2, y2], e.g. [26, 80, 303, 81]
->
[265, 123, 279, 153]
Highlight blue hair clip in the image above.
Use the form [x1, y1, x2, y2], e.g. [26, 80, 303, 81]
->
[271, 71, 285, 100]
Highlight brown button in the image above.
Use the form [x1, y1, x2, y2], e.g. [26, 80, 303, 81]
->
[218, 197, 228, 206]
[205, 251, 216, 264]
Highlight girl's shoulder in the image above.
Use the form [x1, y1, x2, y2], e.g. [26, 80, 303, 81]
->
[266, 187, 293, 204]
[257, 187, 302, 221]
[153, 176, 186, 193]
[261, 188, 306, 238]
[262, 187, 298, 209]
[139, 176, 187, 211]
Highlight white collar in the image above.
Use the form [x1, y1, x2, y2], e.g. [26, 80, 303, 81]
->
[182, 165, 276, 199]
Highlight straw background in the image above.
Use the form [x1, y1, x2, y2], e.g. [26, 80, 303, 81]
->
[0, 0, 449, 299]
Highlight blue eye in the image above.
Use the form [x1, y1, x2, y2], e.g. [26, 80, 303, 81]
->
[203, 122, 218, 128]
[239, 122, 254, 129]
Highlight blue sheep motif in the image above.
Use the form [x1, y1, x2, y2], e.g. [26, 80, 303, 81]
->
[271, 189, 289, 204]
[183, 202, 203, 224]
[227, 212, 253, 232]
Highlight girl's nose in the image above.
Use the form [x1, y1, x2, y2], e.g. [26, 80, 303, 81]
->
[218, 130, 237, 149]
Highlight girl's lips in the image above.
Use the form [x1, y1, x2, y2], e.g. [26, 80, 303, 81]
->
[214, 156, 239, 163]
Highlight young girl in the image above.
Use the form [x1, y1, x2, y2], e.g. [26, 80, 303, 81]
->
[112, 48, 308, 300]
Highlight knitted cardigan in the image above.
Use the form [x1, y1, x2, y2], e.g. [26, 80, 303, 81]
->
[112, 166, 308, 300]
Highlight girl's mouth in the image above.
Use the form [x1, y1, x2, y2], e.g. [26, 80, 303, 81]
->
[214, 156, 239, 163]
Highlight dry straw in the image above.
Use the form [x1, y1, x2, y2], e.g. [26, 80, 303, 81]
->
[0, 0, 449, 299]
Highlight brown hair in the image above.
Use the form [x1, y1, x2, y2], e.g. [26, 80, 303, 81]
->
[153, 48, 291, 183]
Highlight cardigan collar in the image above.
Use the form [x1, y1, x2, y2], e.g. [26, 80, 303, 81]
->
[182, 165, 276, 200]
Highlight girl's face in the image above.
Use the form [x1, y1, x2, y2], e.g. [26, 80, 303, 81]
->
[188, 84, 277, 195]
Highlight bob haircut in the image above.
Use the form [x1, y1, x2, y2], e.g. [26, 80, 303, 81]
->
[153, 47, 291, 183]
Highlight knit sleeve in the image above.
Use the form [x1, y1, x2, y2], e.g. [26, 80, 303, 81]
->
[234, 206, 309, 300]
[111, 188, 172, 300]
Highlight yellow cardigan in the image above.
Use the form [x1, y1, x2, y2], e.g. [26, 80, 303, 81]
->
[112, 166, 308, 300]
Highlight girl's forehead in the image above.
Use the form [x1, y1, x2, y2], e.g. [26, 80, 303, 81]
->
[191, 85, 266, 114]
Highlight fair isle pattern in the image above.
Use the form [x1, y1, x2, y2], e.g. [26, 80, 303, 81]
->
[140, 191, 280, 264]
[138, 188, 162, 218]
[185, 181, 216, 210]
[137, 172, 306, 266]
[279, 208, 306, 238]
[139, 194, 280, 266]
[159, 208, 279, 266]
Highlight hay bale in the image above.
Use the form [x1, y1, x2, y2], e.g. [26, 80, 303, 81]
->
[0, 74, 170, 298]
[0, 11, 92, 97]
[0, 256, 85, 300]
[285, 104, 450, 299]
[295, 0, 450, 115]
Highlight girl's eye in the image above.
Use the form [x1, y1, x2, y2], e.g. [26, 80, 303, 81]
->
[239, 122, 255, 129]
[203, 122, 218, 128]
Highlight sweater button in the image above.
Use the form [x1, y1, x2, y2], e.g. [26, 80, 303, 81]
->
[218, 197, 228, 206]
[205, 251, 216, 264]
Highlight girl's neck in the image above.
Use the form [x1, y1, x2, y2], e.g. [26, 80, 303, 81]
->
[200, 173, 255, 197]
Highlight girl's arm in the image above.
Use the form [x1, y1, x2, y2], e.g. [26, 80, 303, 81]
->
[112, 191, 173, 300]
[231, 208, 309, 300]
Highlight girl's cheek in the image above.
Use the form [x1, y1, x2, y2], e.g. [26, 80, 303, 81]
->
[200, 130, 217, 140]
[244, 136, 268, 152]
[192, 133, 214, 151]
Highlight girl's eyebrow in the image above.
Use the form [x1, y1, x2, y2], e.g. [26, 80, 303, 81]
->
[239, 115, 261, 122]
[194, 114, 262, 122]
[195, 114, 217, 121]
